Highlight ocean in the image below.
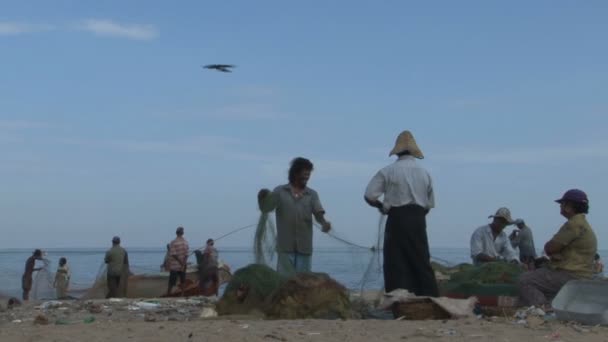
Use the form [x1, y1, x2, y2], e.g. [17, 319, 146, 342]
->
[0, 247, 474, 299]
[1, 247, 604, 300]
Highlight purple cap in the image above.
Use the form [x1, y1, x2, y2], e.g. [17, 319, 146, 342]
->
[555, 189, 588, 204]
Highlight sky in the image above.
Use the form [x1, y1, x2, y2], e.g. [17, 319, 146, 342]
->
[1, 1, 607, 251]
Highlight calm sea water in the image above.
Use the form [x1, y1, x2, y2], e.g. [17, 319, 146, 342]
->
[1, 247, 603, 299]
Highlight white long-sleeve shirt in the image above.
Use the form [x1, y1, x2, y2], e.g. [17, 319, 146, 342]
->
[364, 155, 434, 211]
[470, 225, 519, 264]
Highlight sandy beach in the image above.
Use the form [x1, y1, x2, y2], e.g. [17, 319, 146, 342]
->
[1, 297, 606, 342]
[2, 316, 606, 342]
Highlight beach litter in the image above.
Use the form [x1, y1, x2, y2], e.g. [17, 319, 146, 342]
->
[200, 306, 218, 318]
[134, 301, 161, 310]
[40, 301, 63, 310]
[33, 314, 49, 325]
[545, 331, 562, 341]
[380, 289, 477, 320]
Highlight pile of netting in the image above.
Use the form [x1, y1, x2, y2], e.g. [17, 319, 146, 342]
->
[438, 262, 524, 297]
[217, 263, 353, 319]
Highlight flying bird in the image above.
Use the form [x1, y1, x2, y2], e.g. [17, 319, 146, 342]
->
[202, 64, 236, 73]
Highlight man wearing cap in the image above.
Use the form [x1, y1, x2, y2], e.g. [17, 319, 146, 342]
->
[104, 236, 129, 298]
[167, 226, 189, 295]
[470, 208, 519, 265]
[364, 130, 438, 296]
[258, 157, 331, 275]
[518, 189, 597, 306]
[21, 249, 43, 300]
[509, 219, 537, 264]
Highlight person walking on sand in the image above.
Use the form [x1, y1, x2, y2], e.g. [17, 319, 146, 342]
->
[258, 157, 332, 276]
[22, 249, 43, 300]
[53, 257, 70, 299]
[167, 226, 189, 296]
[104, 236, 129, 298]
[364, 130, 439, 296]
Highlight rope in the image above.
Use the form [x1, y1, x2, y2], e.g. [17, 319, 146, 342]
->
[189, 222, 258, 255]
[313, 223, 372, 250]
[214, 223, 257, 242]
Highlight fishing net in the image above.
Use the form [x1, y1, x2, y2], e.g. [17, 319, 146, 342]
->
[449, 262, 522, 284]
[251, 195, 465, 303]
[439, 262, 523, 297]
[83, 260, 131, 299]
[254, 194, 385, 294]
[31, 258, 56, 300]
[253, 212, 277, 267]
[216, 263, 285, 316]
[265, 272, 352, 319]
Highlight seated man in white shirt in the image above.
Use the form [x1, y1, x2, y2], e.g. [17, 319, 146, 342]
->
[470, 207, 519, 265]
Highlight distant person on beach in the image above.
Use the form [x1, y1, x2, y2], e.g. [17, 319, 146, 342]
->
[160, 243, 170, 272]
[199, 238, 220, 296]
[364, 130, 439, 296]
[21, 249, 43, 300]
[509, 219, 537, 264]
[593, 253, 604, 276]
[258, 157, 332, 275]
[470, 207, 519, 265]
[518, 189, 597, 307]
[167, 226, 189, 296]
[104, 236, 129, 298]
[53, 257, 70, 299]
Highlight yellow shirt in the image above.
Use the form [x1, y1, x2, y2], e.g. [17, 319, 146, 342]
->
[549, 214, 597, 278]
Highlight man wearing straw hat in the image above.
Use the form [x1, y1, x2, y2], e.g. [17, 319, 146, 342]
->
[470, 207, 519, 265]
[364, 130, 438, 296]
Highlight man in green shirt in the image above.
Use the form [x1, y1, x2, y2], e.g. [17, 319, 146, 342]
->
[518, 189, 597, 307]
[104, 236, 129, 298]
[258, 157, 331, 276]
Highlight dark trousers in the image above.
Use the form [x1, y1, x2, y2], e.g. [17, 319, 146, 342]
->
[106, 275, 121, 298]
[383, 204, 439, 296]
[21, 275, 32, 300]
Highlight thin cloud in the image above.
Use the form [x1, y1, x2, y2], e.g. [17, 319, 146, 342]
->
[258, 158, 383, 182]
[0, 120, 51, 129]
[431, 142, 608, 164]
[60, 136, 243, 156]
[78, 19, 158, 41]
[0, 22, 54, 35]
[208, 103, 289, 120]
[235, 85, 276, 98]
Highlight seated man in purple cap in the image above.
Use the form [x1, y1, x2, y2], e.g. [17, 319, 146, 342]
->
[518, 189, 597, 307]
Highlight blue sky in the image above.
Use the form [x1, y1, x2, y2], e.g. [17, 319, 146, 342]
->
[1, 1, 607, 251]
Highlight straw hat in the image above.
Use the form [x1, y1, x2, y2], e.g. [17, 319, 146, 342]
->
[389, 130, 424, 159]
[488, 207, 514, 224]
